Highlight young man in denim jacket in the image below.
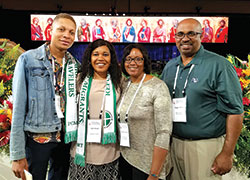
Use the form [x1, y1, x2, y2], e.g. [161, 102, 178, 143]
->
[10, 13, 79, 180]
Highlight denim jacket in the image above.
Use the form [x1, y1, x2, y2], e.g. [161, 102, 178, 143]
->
[10, 44, 79, 160]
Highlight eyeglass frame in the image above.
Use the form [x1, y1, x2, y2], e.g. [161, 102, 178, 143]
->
[125, 57, 144, 64]
[175, 31, 202, 39]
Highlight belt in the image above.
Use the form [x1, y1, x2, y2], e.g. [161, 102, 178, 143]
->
[172, 134, 223, 141]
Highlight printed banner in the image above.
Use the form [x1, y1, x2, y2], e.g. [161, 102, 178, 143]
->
[30, 15, 229, 43]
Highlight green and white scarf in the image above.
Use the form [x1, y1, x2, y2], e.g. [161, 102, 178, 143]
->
[74, 74, 117, 167]
[64, 59, 78, 143]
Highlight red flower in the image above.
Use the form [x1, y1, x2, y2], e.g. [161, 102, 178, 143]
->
[0, 73, 13, 83]
[0, 97, 3, 105]
[243, 97, 250, 106]
[0, 48, 4, 52]
[234, 66, 243, 77]
[0, 114, 8, 123]
[0, 130, 10, 147]
[0, 114, 10, 132]
[5, 100, 13, 110]
[240, 81, 244, 91]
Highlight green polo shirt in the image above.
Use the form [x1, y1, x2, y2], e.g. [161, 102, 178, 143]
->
[161, 46, 243, 139]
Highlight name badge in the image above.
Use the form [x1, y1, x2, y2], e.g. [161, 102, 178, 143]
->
[172, 97, 187, 122]
[119, 123, 130, 147]
[86, 119, 102, 143]
[55, 94, 64, 118]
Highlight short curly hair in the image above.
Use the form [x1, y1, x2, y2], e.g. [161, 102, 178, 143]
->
[121, 44, 151, 76]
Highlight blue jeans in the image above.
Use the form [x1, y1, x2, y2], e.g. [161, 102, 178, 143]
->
[25, 134, 70, 180]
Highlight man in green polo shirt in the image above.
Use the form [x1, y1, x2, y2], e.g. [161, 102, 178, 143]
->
[161, 18, 243, 180]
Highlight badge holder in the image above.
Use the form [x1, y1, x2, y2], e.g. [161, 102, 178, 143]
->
[118, 120, 130, 147]
[172, 97, 187, 122]
[86, 119, 102, 143]
[55, 94, 64, 118]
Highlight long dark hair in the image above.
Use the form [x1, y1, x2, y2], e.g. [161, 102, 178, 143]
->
[121, 44, 151, 76]
[79, 39, 122, 90]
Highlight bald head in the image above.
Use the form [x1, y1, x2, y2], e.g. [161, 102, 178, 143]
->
[177, 18, 202, 32]
[175, 18, 203, 59]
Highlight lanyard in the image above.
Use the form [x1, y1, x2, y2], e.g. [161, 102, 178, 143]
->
[117, 73, 146, 122]
[52, 56, 66, 93]
[173, 64, 195, 97]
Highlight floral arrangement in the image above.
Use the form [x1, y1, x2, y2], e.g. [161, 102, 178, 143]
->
[0, 39, 24, 155]
[227, 54, 250, 176]
[227, 54, 250, 119]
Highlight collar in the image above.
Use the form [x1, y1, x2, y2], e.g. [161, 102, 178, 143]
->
[45, 43, 76, 64]
[176, 45, 204, 67]
[33, 43, 47, 60]
[34, 43, 76, 65]
[45, 43, 54, 61]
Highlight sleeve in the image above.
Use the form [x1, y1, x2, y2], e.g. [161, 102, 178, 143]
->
[153, 81, 172, 150]
[216, 62, 243, 114]
[131, 27, 136, 41]
[137, 28, 141, 41]
[92, 27, 96, 40]
[146, 27, 151, 40]
[10, 54, 28, 160]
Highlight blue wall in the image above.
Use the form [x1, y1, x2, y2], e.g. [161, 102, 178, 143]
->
[69, 43, 180, 63]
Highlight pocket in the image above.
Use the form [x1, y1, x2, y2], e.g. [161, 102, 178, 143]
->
[31, 67, 51, 91]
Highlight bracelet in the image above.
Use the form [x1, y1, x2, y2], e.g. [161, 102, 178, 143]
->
[150, 173, 158, 178]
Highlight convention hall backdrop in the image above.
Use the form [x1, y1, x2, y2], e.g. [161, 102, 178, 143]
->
[1, 0, 250, 73]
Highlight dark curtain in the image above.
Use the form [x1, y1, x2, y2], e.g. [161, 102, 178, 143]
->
[68, 43, 180, 74]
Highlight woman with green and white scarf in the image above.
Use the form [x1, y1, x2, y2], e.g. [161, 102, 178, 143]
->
[67, 39, 122, 180]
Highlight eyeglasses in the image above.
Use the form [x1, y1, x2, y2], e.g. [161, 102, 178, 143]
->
[175, 31, 202, 39]
[125, 57, 144, 64]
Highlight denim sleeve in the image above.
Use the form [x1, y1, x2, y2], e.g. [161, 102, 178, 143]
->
[10, 54, 28, 160]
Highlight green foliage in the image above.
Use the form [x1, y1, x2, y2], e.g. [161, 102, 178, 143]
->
[0, 40, 23, 155]
[227, 54, 250, 177]
[234, 121, 250, 177]
[0, 144, 9, 156]
[0, 42, 21, 74]
[150, 72, 161, 78]
[0, 81, 4, 97]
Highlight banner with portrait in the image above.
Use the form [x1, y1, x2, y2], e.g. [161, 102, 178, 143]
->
[30, 14, 229, 43]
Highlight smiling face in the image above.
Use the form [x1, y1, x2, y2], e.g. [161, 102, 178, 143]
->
[125, 48, 144, 80]
[91, 45, 111, 79]
[50, 18, 76, 51]
[175, 18, 202, 58]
